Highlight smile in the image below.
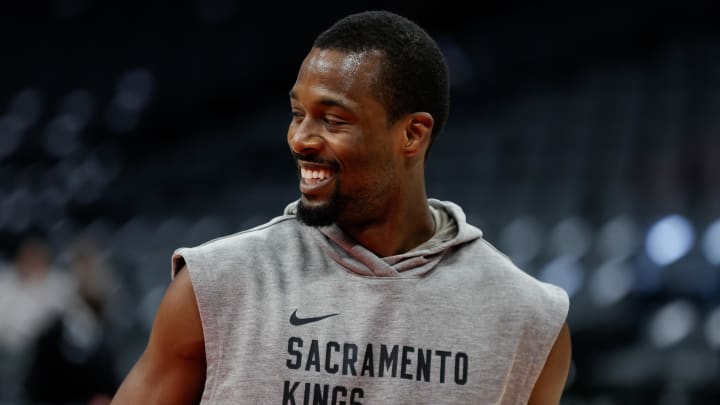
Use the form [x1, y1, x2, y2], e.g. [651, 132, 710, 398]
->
[300, 167, 334, 184]
[297, 162, 337, 195]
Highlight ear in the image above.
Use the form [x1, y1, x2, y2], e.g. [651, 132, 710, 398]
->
[402, 112, 434, 158]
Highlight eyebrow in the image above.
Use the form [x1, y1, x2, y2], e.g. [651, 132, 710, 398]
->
[289, 89, 353, 111]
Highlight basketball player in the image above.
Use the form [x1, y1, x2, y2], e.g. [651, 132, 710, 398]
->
[112, 11, 571, 404]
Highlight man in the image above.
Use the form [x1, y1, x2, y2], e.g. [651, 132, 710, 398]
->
[112, 11, 571, 404]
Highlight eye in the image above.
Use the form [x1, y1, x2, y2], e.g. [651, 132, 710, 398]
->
[290, 111, 304, 123]
[323, 116, 346, 127]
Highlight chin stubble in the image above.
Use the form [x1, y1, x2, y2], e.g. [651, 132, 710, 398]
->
[296, 182, 343, 227]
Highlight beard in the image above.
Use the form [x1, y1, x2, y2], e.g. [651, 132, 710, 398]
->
[293, 152, 344, 227]
[296, 186, 342, 227]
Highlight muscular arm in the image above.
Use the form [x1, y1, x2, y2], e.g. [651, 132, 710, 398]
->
[112, 266, 206, 404]
[528, 322, 572, 405]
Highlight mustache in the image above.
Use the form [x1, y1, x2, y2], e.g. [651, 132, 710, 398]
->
[292, 153, 340, 170]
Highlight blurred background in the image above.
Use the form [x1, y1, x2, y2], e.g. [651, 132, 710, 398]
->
[0, 0, 719, 403]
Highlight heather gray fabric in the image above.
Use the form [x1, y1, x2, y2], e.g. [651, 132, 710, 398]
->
[172, 199, 569, 404]
[410, 204, 457, 253]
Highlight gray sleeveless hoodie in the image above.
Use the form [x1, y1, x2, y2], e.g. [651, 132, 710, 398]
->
[172, 199, 569, 404]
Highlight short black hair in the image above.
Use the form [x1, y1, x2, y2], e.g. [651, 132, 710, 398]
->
[314, 11, 450, 152]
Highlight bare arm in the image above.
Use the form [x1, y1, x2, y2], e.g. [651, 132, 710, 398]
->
[528, 322, 572, 405]
[112, 266, 205, 404]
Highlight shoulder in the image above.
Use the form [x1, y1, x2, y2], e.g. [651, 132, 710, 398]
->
[462, 237, 569, 322]
[190, 214, 299, 252]
[171, 214, 300, 277]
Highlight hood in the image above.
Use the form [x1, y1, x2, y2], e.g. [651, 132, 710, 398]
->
[283, 199, 483, 278]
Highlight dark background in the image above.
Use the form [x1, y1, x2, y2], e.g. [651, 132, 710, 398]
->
[0, 0, 719, 403]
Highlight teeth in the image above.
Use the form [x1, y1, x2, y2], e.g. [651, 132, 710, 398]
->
[301, 167, 332, 180]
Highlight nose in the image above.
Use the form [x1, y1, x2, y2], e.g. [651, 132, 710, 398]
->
[288, 118, 323, 155]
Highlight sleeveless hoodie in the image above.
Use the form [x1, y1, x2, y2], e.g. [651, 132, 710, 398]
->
[172, 199, 569, 404]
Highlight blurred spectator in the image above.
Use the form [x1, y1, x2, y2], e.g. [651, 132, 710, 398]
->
[0, 234, 75, 352]
[23, 237, 117, 404]
[67, 238, 113, 318]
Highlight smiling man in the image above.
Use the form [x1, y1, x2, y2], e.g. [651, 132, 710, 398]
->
[112, 11, 571, 405]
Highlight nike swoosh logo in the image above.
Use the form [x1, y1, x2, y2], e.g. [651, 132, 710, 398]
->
[289, 309, 339, 326]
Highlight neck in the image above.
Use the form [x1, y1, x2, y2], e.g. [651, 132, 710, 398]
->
[339, 192, 434, 257]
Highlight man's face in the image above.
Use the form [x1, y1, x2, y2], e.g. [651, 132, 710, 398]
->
[288, 48, 406, 227]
